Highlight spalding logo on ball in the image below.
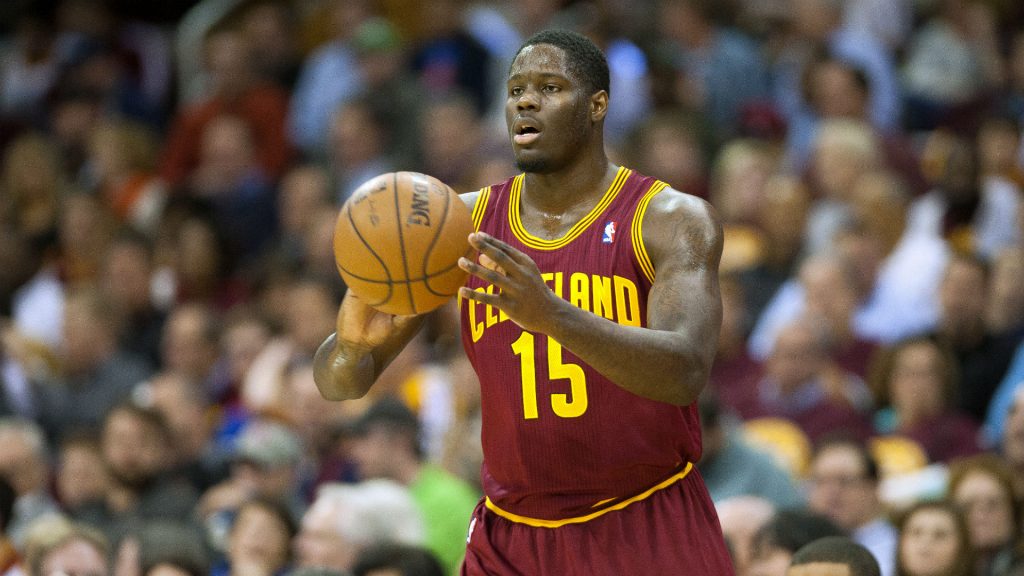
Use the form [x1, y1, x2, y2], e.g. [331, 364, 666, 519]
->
[333, 172, 475, 315]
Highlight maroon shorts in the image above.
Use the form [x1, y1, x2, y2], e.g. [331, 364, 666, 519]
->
[461, 468, 735, 575]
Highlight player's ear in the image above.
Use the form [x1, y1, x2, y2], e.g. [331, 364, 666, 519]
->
[590, 90, 608, 123]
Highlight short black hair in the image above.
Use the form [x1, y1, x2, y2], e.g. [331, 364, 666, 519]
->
[514, 29, 610, 97]
[352, 543, 445, 576]
[813, 435, 880, 483]
[752, 508, 846, 556]
[791, 536, 881, 576]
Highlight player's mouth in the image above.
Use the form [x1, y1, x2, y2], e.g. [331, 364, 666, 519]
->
[513, 119, 542, 146]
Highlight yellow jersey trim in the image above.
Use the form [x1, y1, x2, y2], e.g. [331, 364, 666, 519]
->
[471, 186, 492, 232]
[631, 180, 668, 284]
[508, 167, 631, 250]
[483, 462, 693, 528]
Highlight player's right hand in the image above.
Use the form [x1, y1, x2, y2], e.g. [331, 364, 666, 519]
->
[335, 290, 420, 354]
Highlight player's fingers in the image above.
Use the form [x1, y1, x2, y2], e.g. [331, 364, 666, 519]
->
[470, 232, 525, 270]
[478, 252, 506, 275]
[459, 256, 507, 286]
[458, 286, 504, 307]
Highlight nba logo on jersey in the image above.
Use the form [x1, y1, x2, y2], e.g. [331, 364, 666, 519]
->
[602, 221, 617, 244]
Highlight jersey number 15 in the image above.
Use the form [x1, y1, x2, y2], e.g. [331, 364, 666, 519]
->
[511, 332, 588, 419]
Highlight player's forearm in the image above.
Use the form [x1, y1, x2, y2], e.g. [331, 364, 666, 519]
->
[546, 303, 711, 406]
[313, 333, 376, 401]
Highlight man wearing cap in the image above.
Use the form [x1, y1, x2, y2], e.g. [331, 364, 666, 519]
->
[349, 398, 480, 575]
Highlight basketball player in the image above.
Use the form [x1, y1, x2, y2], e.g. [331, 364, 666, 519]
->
[314, 30, 732, 574]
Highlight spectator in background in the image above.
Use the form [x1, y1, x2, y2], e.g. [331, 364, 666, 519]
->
[697, 393, 805, 508]
[985, 346, 1024, 450]
[100, 230, 165, 368]
[160, 27, 291, 188]
[213, 497, 296, 576]
[243, 278, 336, 417]
[788, 536, 881, 576]
[707, 276, 761, 415]
[409, 0, 492, 117]
[776, 0, 901, 133]
[895, 500, 974, 576]
[85, 120, 167, 236]
[907, 133, 1020, 260]
[716, 496, 777, 576]
[0, 477, 20, 576]
[806, 438, 897, 576]
[33, 286, 152, 443]
[188, 113, 279, 264]
[348, 398, 479, 575]
[294, 480, 424, 573]
[741, 174, 811, 324]
[747, 508, 846, 576]
[143, 371, 229, 492]
[351, 543, 444, 576]
[0, 11, 60, 122]
[1, 133, 64, 245]
[934, 254, 1019, 422]
[197, 419, 306, 544]
[57, 192, 115, 287]
[287, 0, 373, 155]
[656, 0, 770, 140]
[0, 419, 60, 551]
[273, 164, 333, 276]
[55, 432, 109, 515]
[23, 517, 109, 576]
[237, 1, 301, 90]
[901, 0, 1003, 131]
[416, 94, 487, 193]
[76, 402, 198, 544]
[842, 171, 949, 345]
[804, 119, 882, 255]
[160, 302, 221, 392]
[709, 138, 778, 270]
[984, 246, 1024, 341]
[946, 454, 1022, 575]
[996, 388, 1024, 498]
[327, 97, 394, 204]
[625, 109, 710, 201]
[349, 18, 423, 171]
[751, 253, 878, 377]
[745, 318, 873, 443]
[132, 520, 210, 576]
[870, 336, 982, 463]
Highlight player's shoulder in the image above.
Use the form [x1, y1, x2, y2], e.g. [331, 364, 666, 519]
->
[459, 174, 517, 213]
[641, 184, 723, 267]
[644, 185, 721, 236]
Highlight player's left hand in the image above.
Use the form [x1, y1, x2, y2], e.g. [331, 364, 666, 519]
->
[458, 232, 565, 333]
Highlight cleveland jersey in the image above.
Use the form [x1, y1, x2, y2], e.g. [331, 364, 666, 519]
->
[459, 167, 704, 523]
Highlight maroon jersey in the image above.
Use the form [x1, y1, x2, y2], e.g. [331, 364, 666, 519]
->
[459, 167, 704, 523]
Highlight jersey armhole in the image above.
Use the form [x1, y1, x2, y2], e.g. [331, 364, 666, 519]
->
[471, 186, 492, 231]
[630, 181, 668, 284]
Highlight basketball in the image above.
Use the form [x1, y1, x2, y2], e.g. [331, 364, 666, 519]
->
[333, 172, 474, 315]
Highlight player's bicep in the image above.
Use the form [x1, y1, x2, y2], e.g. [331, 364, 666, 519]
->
[643, 192, 723, 343]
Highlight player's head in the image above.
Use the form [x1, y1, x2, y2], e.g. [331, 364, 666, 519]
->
[506, 29, 610, 173]
[787, 536, 880, 576]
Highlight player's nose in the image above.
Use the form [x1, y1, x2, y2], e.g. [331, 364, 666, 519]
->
[515, 88, 539, 111]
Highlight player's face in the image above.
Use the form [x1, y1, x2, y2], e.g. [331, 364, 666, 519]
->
[505, 44, 596, 174]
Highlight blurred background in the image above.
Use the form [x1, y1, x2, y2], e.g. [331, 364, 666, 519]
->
[0, 0, 1023, 575]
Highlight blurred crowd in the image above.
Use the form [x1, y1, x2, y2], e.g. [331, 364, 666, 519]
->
[0, 0, 1023, 575]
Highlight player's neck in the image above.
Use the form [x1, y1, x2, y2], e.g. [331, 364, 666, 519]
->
[522, 149, 615, 216]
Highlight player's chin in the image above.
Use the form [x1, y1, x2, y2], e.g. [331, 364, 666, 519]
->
[513, 153, 552, 174]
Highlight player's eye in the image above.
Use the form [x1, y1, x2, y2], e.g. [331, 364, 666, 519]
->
[509, 86, 524, 97]
[542, 84, 560, 93]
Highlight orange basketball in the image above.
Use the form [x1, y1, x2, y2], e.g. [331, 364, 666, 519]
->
[333, 172, 474, 315]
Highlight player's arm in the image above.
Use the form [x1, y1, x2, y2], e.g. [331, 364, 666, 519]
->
[458, 189, 722, 406]
[314, 191, 481, 401]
